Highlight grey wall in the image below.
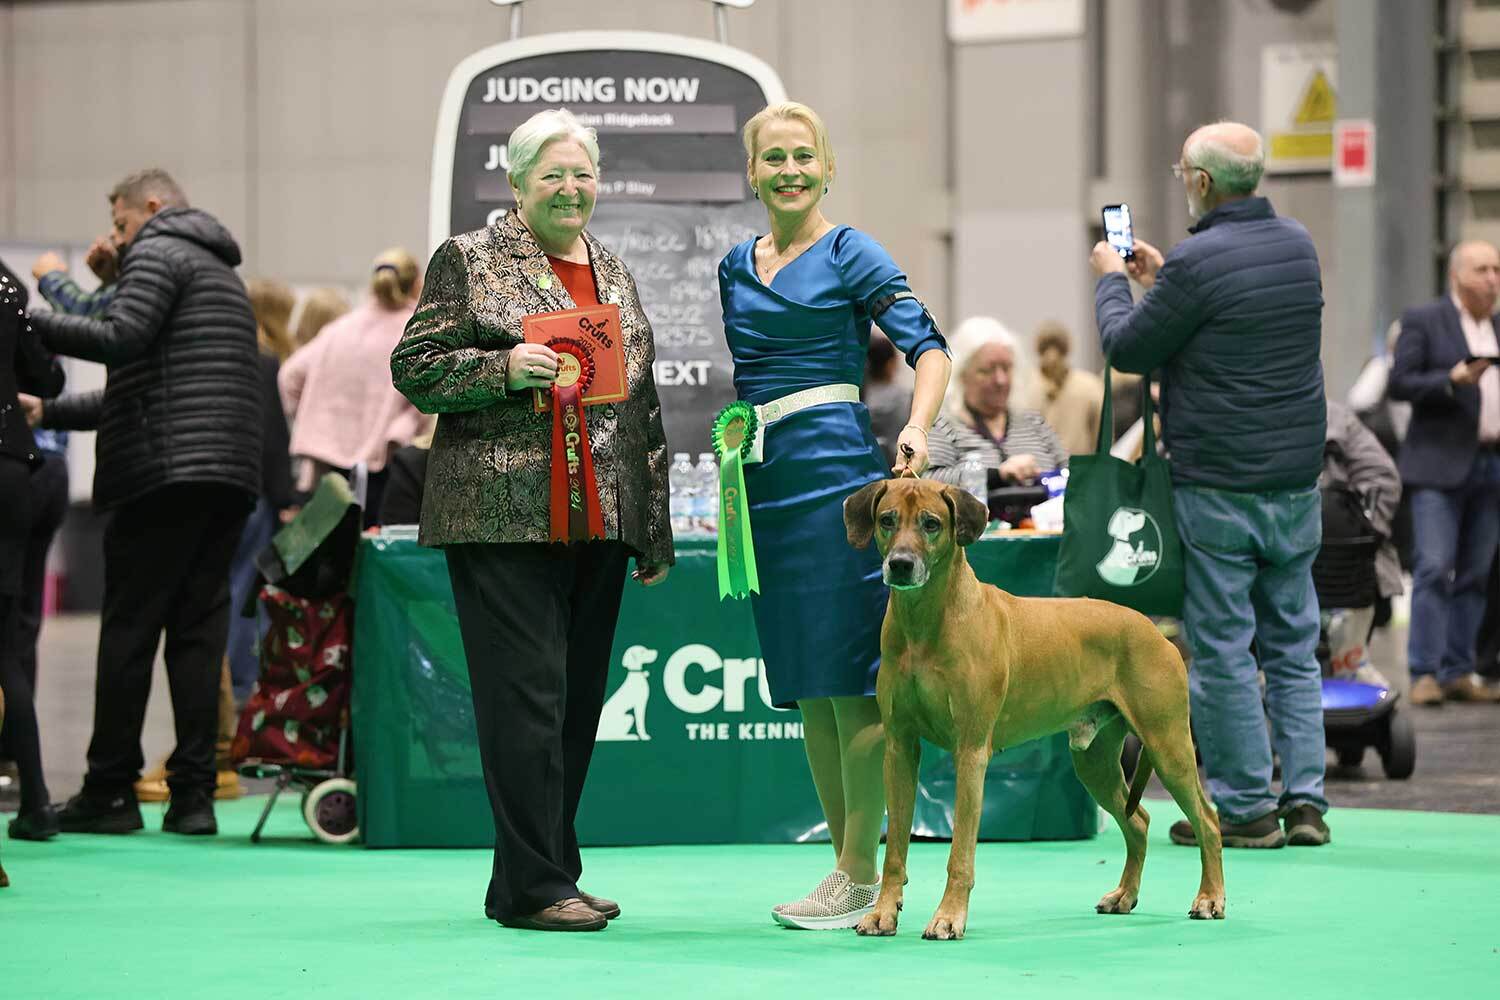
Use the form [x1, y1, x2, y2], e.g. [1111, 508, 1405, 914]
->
[0, 0, 950, 314]
[952, 31, 1090, 365]
[0, 0, 1429, 395]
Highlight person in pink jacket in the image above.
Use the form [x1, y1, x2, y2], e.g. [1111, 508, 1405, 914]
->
[279, 248, 432, 521]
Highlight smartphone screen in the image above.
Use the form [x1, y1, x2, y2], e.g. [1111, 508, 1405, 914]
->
[1102, 203, 1134, 260]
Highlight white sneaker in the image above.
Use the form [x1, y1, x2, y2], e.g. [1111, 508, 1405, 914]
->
[772, 871, 844, 916]
[771, 870, 879, 930]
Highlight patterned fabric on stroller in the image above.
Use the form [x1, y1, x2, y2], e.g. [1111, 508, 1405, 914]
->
[234, 473, 362, 843]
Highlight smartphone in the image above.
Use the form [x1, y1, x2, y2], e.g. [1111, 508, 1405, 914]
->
[1102, 203, 1135, 260]
[1467, 354, 1500, 364]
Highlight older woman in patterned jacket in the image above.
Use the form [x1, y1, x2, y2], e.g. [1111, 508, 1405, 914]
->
[391, 109, 672, 934]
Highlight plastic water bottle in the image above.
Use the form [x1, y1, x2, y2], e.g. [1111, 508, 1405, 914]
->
[694, 452, 719, 535]
[960, 451, 988, 509]
[669, 453, 696, 536]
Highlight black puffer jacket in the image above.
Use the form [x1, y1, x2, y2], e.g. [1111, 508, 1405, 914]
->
[33, 208, 261, 509]
[1, 262, 66, 467]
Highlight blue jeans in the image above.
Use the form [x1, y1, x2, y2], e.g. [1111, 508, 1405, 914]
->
[1174, 485, 1327, 824]
[1407, 452, 1500, 685]
[226, 499, 277, 704]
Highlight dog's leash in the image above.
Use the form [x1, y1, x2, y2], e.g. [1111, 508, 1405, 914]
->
[896, 443, 919, 479]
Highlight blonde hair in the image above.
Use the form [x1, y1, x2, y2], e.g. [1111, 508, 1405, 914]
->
[943, 316, 1032, 425]
[247, 278, 296, 361]
[370, 248, 420, 310]
[293, 287, 351, 347]
[742, 101, 836, 188]
[506, 108, 601, 191]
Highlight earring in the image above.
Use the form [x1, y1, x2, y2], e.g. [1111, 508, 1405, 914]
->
[753, 190, 760, 200]
[824, 186, 829, 194]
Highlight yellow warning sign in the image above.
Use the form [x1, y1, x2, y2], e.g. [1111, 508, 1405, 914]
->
[1262, 43, 1338, 173]
[1294, 69, 1336, 126]
[1270, 133, 1334, 161]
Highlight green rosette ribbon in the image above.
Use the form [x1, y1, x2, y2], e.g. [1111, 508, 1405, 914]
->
[711, 402, 760, 600]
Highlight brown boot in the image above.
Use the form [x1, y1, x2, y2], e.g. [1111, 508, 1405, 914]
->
[1170, 811, 1285, 848]
[1443, 675, 1500, 703]
[1282, 804, 1331, 846]
[498, 898, 608, 932]
[1409, 675, 1444, 707]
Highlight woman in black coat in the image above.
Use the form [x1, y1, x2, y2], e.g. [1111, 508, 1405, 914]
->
[0, 259, 66, 839]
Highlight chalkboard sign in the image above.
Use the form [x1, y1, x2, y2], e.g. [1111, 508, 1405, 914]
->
[429, 31, 787, 454]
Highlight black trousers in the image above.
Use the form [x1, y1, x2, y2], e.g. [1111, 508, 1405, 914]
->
[1, 451, 67, 763]
[445, 541, 629, 920]
[84, 484, 249, 797]
[0, 455, 48, 812]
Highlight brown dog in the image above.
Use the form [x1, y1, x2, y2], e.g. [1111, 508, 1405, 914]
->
[842, 478, 1223, 940]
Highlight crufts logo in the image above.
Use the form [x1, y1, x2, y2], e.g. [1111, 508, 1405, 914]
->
[595, 643, 790, 742]
[1095, 506, 1163, 587]
[596, 646, 657, 741]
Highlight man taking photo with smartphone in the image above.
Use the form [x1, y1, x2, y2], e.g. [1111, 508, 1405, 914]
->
[1088, 121, 1330, 851]
[1390, 240, 1500, 706]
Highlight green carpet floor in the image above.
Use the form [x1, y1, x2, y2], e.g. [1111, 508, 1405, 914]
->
[2, 795, 1496, 999]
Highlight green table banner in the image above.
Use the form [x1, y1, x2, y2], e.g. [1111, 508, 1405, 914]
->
[352, 533, 1097, 847]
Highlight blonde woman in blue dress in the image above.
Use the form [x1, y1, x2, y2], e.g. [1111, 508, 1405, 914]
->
[718, 102, 951, 929]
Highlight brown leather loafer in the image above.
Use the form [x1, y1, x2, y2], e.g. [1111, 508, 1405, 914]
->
[579, 891, 621, 920]
[498, 898, 607, 932]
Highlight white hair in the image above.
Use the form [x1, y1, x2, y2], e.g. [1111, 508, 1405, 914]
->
[506, 108, 601, 190]
[1184, 128, 1265, 196]
[943, 316, 1033, 424]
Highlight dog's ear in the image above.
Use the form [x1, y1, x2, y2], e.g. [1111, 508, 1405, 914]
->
[941, 485, 989, 547]
[843, 480, 887, 550]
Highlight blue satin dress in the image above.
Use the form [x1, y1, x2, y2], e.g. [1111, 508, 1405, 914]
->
[718, 225, 947, 707]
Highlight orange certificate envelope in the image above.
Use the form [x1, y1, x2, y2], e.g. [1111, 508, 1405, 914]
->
[522, 304, 629, 413]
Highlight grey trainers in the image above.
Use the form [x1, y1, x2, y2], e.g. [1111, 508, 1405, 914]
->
[772, 870, 879, 930]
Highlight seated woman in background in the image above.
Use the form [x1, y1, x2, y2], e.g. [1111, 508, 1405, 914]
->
[925, 315, 1067, 488]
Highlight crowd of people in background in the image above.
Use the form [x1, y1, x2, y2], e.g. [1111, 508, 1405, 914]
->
[0, 168, 432, 842]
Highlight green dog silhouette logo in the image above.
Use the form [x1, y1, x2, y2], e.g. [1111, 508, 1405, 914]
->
[1096, 507, 1162, 587]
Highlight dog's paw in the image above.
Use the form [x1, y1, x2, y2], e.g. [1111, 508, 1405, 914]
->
[1188, 893, 1226, 920]
[855, 908, 899, 937]
[1095, 887, 1139, 914]
[921, 912, 966, 941]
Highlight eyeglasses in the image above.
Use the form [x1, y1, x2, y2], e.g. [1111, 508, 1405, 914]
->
[1172, 163, 1212, 185]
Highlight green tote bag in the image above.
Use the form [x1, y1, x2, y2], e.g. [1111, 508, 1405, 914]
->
[1052, 368, 1184, 617]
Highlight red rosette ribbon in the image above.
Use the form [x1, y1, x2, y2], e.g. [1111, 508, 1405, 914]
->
[546, 337, 605, 543]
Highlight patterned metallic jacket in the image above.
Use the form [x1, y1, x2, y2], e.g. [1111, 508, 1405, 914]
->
[391, 210, 673, 564]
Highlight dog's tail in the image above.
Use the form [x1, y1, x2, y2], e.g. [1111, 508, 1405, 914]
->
[1125, 747, 1152, 818]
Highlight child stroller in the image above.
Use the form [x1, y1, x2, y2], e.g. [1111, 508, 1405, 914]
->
[234, 473, 364, 842]
[1312, 483, 1415, 780]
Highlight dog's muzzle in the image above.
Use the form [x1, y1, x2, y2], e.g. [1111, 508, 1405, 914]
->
[883, 551, 929, 590]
